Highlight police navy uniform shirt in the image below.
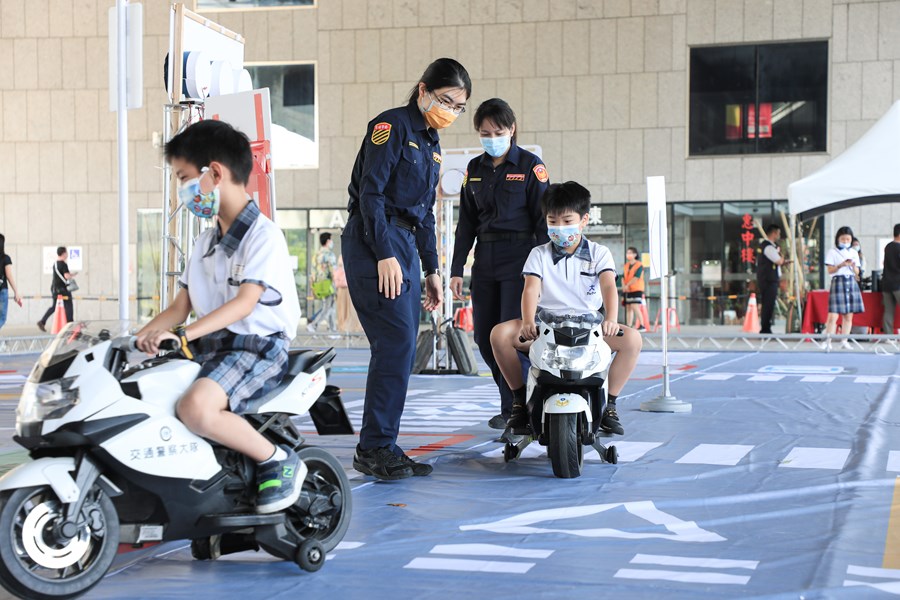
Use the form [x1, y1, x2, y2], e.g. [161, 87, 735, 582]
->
[347, 103, 442, 272]
[450, 144, 550, 278]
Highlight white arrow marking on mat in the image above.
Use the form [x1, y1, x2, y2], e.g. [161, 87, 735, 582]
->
[460, 500, 725, 543]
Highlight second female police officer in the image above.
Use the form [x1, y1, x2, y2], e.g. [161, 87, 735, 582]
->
[343, 58, 471, 480]
[449, 98, 549, 430]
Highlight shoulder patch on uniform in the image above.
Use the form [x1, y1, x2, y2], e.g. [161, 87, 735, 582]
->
[533, 164, 549, 183]
[433, 152, 442, 164]
[371, 122, 392, 145]
[407, 140, 419, 149]
[506, 173, 525, 182]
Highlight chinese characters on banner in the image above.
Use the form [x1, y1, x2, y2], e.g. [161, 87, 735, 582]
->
[740, 214, 756, 265]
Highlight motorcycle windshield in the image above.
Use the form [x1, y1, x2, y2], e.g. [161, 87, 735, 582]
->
[38, 321, 133, 370]
[536, 309, 604, 330]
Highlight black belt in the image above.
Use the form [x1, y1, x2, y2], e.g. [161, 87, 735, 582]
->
[478, 231, 533, 243]
[349, 208, 417, 233]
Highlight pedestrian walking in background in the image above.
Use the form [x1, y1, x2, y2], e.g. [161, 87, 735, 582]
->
[882, 223, 900, 335]
[307, 232, 337, 332]
[37, 246, 75, 332]
[0, 233, 24, 332]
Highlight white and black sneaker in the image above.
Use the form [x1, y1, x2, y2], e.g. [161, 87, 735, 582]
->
[256, 446, 306, 514]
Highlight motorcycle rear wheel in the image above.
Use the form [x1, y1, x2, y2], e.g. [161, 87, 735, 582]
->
[0, 485, 119, 600]
[284, 447, 352, 553]
[547, 413, 584, 478]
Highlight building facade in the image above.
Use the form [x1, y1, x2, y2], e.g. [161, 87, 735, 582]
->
[1, 0, 899, 327]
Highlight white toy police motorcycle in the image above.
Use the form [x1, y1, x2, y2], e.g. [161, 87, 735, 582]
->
[504, 308, 621, 479]
[0, 321, 353, 600]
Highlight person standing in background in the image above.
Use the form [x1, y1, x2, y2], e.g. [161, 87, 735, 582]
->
[449, 98, 549, 431]
[622, 247, 647, 332]
[333, 255, 362, 333]
[0, 234, 24, 332]
[852, 237, 866, 278]
[882, 223, 900, 335]
[757, 225, 789, 335]
[824, 226, 863, 348]
[37, 246, 75, 332]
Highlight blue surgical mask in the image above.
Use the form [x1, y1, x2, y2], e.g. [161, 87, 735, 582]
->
[838, 243, 850, 250]
[178, 168, 220, 219]
[480, 135, 511, 158]
[548, 225, 582, 249]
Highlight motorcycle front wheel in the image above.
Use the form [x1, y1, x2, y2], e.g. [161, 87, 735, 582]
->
[547, 413, 584, 479]
[0, 485, 119, 600]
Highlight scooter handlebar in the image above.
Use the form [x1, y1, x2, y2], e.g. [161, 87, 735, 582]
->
[122, 336, 181, 353]
[518, 329, 624, 344]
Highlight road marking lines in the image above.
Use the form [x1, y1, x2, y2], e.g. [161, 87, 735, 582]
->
[404, 543, 554, 574]
[614, 553, 758, 585]
[844, 565, 900, 594]
[779, 447, 851, 470]
[747, 375, 785, 382]
[800, 375, 837, 383]
[675, 444, 753, 466]
[696, 374, 734, 381]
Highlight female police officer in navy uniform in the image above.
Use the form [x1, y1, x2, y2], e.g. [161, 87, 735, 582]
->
[343, 58, 471, 480]
[449, 99, 549, 430]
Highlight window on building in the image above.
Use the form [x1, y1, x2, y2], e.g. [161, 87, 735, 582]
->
[245, 63, 317, 169]
[689, 42, 828, 156]
[196, 0, 313, 10]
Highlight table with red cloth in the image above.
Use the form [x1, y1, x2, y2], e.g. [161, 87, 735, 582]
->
[801, 290, 900, 333]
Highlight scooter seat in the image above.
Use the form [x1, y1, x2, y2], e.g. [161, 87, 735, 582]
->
[285, 348, 332, 377]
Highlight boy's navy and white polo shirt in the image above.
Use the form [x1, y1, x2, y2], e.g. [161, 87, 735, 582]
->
[522, 237, 617, 313]
[180, 200, 301, 339]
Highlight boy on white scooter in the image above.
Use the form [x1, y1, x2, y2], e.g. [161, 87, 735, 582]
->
[136, 120, 303, 514]
[490, 181, 642, 435]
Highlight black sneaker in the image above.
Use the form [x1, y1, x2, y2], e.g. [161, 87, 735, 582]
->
[353, 445, 413, 480]
[506, 402, 529, 435]
[487, 414, 507, 430]
[600, 406, 625, 435]
[397, 449, 433, 476]
[256, 446, 305, 514]
[36, 321, 46, 333]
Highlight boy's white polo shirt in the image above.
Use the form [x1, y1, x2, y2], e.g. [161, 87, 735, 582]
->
[180, 201, 301, 339]
[522, 237, 617, 313]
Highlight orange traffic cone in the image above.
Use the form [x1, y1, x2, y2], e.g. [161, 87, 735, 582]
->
[639, 297, 651, 331]
[50, 295, 68, 334]
[743, 293, 760, 333]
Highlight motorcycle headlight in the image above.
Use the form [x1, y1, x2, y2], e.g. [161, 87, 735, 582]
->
[541, 344, 597, 371]
[17, 376, 80, 424]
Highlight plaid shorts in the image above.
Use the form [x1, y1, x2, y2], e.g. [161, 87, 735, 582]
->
[194, 330, 289, 414]
[828, 276, 865, 315]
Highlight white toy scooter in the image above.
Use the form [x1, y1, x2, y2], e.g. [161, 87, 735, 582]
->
[0, 321, 354, 600]
[503, 308, 621, 478]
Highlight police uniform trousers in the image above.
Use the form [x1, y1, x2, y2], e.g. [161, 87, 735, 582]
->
[758, 278, 779, 334]
[470, 240, 531, 419]
[342, 214, 421, 452]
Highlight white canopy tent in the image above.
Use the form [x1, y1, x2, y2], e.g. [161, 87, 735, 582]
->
[788, 99, 900, 220]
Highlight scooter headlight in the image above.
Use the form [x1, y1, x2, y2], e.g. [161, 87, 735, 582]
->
[17, 377, 80, 424]
[540, 344, 597, 371]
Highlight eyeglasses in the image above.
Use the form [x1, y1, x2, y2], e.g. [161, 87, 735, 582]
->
[429, 91, 466, 115]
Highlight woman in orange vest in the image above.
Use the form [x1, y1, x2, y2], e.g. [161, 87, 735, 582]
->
[622, 247, 647, 332]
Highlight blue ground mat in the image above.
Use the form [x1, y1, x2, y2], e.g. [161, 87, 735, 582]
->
[2, 349, 900, 599]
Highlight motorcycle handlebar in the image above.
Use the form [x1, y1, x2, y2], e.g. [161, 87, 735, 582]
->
[518, 329, 626, 344]
[122, 336, 181, 353]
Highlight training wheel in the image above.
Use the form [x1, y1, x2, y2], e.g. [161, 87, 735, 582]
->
[191, 537, 215, 561]
[606, 445, 618, 465]
[503, 443, 519, 462]
[295, 539, 326, 572]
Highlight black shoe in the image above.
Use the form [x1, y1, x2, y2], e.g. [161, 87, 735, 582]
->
[397, 449, 433, 476]
[488, 414, 507, 430]
[36, 321, 46, 333]
[353, 445, 413, 480]
[600, 406, 624, 435]
[506, 402, 529, 435]
[255, 446, 304, 514]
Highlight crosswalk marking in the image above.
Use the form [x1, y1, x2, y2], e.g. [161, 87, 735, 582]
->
[855, 376, 889, 384]
[614, 568, 751, 585]
[696, 374, 734, 381]
[779, 447, 850, 470]
[676, 444, 753, 466]
[630, 554, 758, 569]
[844, 564, 900, 594]
[888, 452, 900, 472]
[747, 375, 784, 382]
[404, 557, 535, 574]
[429, 544, 554, 559]
[800, 375, 836, 383]
[614, 553, 759, 585]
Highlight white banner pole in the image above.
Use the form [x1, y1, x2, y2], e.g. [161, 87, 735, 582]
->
[116, 0, 129, 322]
[641, 176, 691, 413]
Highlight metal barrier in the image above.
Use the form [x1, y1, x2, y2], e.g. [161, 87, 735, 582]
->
[0, 335, 53, 356]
